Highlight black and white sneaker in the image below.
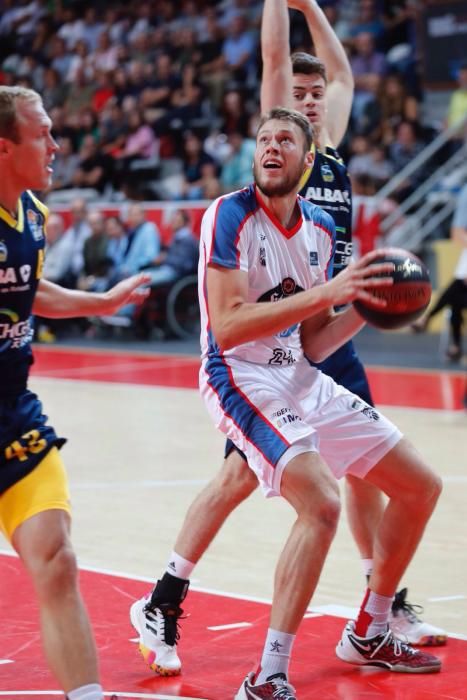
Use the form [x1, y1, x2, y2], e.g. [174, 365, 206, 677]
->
[130, 593, 182, 675]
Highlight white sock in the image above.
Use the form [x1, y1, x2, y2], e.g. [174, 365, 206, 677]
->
[255, 628, 295, 684]
[361, 558, 374, 579]
[360, 590, 393, 638]
[67, 684, 103, 700]
[166, 550, 195, 580]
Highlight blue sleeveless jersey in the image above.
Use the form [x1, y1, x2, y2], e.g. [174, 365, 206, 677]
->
[300, 144, 373, 405]
[0, 192, 66, 494]
[0, 191, 46, 397]
[299, 143, 352, 277]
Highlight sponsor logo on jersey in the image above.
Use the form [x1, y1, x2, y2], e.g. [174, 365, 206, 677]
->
[0, 308, 33, 351]
[0, 265, 32, 290]
[26, 209, 44, 241]
[309, 251, 318, 266]
[259, 246, 266, 267]
[321, 162, 335, 183]
[258, 278, 303, 339]
[351, 398, 380, 421]
[0, 240, 7, 263]
[272, 406, 302, 426]
[304, 186, 351, 206]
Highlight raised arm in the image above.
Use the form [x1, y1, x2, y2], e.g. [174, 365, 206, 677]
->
[289, 0, 354, 146]
[260, 0, 294, 113]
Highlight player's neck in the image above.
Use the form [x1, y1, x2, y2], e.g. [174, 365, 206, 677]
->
[0, 178, 22, 219]
[257, 187, 300, 230]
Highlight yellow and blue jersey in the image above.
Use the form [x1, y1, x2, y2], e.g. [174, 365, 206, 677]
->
[0, 190, 47, 398]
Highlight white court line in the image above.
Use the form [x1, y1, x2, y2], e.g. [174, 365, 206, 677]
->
[0, 694, 209, 699]
[69, 479, 208, 491]
[207, 622, 252, 631]
[0, 659, 13, 665]
[429, 595, 466, 602]
[1, 550, 466, 637]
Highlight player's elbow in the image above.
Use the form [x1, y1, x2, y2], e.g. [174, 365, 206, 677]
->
[303, 344, 329, 364]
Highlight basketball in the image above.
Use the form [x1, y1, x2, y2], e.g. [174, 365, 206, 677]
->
[353, 248, 432, 330]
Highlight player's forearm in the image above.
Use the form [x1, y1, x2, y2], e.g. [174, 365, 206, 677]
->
[300, 0, 353, 86]
[302, 305, 365, 362]
[213, 286, 331, 352]
[260, 0, 293, 112]
[33, 279, 113, 318]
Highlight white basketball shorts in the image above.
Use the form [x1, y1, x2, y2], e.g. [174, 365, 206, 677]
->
[200, 355, 402, 498]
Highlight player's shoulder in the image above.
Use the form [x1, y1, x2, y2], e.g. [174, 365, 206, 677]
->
[205, 184, 258, 229]
[23, 190, 49, 219]
[299, 198, 335, 235]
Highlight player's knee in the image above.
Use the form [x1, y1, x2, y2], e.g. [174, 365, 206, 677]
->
[314, 493, 341, 535]
[33, 542, 78, 599]
[299, 490, 341, 536]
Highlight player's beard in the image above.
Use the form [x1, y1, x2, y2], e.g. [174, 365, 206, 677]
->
[253, 160, 305, 197]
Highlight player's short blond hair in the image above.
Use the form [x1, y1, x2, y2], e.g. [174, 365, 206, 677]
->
[0, 86, 43, 144]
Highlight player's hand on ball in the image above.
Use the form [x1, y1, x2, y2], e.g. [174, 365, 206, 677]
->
[324, 249, 395, 308]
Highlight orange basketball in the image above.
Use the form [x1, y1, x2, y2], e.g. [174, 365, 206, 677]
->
[353, 248, 432, 330]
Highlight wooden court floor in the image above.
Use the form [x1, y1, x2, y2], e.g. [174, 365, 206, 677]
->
[0, 345, 466, 699]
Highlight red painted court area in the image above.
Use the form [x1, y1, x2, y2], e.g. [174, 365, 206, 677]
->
[31, 346, 466, 411]
[0, 553, 465, 700]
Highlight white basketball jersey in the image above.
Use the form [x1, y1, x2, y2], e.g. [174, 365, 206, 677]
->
[199, 184, 335, 366]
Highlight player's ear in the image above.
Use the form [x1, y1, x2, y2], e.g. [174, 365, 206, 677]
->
[304, 149, 314, 172]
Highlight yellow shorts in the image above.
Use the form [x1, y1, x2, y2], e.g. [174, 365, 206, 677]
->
[0, 447, 71, 541]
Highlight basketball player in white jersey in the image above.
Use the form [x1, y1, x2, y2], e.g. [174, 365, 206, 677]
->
[132, 108, 442, 698]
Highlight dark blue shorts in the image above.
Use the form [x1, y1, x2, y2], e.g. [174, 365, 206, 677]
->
[0, 390, 66, 494]
[224, 340, 373, 461]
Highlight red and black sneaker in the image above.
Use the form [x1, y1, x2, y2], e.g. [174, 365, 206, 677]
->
[336, 620, 442, 673]
[235, 672, 297, 699]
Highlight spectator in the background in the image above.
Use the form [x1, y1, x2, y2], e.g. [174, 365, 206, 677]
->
[145, 209, 199, 289]
[412, 182, 467, 362]
[219, 88, 250, 136]
[56, 198, 92, 288]
[42, 213, 72, 285]
[80, 7, 105, 52]
[49, 35, 74, 83]
[220, 131, 255, 192]
[105, 215, 128, 272]
[114, 110, 158, 196]
[111, 203, 161, 282]
[388, 119, 425, 199]
[72, 135, 114, 195]
[99, 102, 127, 157]
[180, 131, 217, 198]
[350, 0, 385, 44]
[36, 212, 71, 343]
[201, 13, 257, 107]
[447, 61, 467, 135]
[350, 31, 387, 121]
[50, 136, 80, 191]
[41, 67, 68, 110]
[88, 30, 119, 74]
[78, 210, 111, 292]
[64, 65, 95, 115]
[91, 71, 115, 113]
[141, 53, 180, 119]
